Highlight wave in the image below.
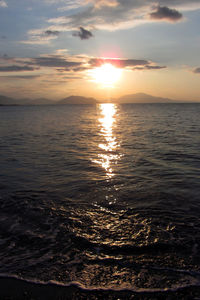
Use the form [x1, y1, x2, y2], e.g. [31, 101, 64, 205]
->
[69, 232, 183, 255]
[0, 273, 200, 294]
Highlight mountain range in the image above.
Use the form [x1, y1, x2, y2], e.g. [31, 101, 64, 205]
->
[0, 95, 53, 106]
[0, 93, 193, 106]
[117, 93, 176, 103]
[58, 95, 97, 105]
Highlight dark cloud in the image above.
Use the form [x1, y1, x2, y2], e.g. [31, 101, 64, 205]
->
[89, 58, 149, 68]
[0, 65, 37, 72]
[57, 66, 90, 72]
[0, 75, 40, 79]
[145, 65, 166, 70]
[88, 57, 167, 71]
[62, 75, 83, 80]
[73, 27, 93, 40]
[150, 6, 182, 22]
[72, 66, 90, 72]
[30, 56, 82, 69]
[0, 55, 84, 72]
[133, 65, 167, 70]
[193, 67, 200, 74]
[45, 30, 60, 36]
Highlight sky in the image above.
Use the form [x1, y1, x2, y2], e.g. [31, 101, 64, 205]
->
[0, 0, 200, 101]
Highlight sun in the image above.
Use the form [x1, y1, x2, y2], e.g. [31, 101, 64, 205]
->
[89, 63, 122, 88]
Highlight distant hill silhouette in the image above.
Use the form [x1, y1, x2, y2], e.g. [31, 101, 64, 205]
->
[57, 95, 97, 105]
[117, 93, 176, 103]
[0, 93, 194, 106]
[0, 95, 53, 106]
[0, 95, 19, 105]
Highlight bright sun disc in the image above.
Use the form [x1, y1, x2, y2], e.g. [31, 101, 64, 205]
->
[89, 63, 122, 88]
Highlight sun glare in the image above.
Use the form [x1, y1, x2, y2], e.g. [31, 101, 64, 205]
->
[89, 63, 122, 88]
[92, 103, 121, 179]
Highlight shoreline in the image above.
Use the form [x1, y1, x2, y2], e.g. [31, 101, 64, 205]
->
[0, 276, 200, 299]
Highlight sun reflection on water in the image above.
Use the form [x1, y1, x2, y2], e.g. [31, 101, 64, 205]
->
[93, 103, 121, 178]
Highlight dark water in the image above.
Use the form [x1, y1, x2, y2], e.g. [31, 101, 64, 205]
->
[0, 103, 200, 295]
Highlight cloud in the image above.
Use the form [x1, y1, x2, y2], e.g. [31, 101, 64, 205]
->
[193, 67, 200, 74]
[133, 65, 167, 70]
[30, 55, 82, 69]
[0, 65, 38, 72]
[45, 0, 191, 34]
[22, 0, 200, 45]
[73, 27, 93, 40]
[57, 0, 87, 11]
[0, 0, 7, 8]
[0, 75, 40, 79]
[47, 4, 147, 32]
[57, 66, 89, 72]
[0, 53, 167, 75]
[0, 54, 84, 72]
[86, 57, 166, 72]
[87, 0, 119, 8]
[21, 29, 60, 45]
[145, 65, 166, 70]
[149, 6, 182, 22]
[30, 54, 167, 72]
[44, 30, 60, 36]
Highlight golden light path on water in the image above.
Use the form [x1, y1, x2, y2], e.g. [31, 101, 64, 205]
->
[93, 103, 122, 178]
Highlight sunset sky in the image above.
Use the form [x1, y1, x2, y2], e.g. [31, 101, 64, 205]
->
[0, 0, 200, 100]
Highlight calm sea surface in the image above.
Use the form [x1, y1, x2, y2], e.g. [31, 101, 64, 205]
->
[0, 103, 200, 294]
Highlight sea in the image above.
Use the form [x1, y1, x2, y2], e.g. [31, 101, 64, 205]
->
[0, 103, 200, 298]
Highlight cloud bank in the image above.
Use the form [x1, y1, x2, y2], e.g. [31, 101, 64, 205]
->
[0, 65, 37, 72]
[0, 53, 166, 75]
